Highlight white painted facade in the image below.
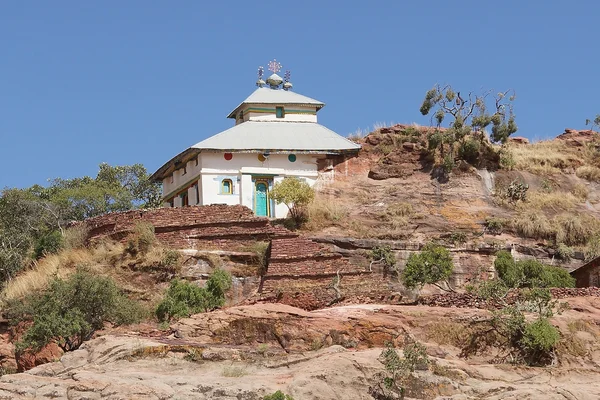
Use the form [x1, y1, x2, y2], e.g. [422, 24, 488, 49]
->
[152, 76, 360, 218]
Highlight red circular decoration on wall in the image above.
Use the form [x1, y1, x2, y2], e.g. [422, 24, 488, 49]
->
[224, 153, 233, 160]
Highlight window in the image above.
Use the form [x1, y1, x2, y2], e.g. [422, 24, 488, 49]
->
[170, 175, 174, 184]
[195, 157, 199, 166]
[221, 179, 233, 194]
[195, 183, 200, 204]
[276, 106, 285, 118]
[182, 166, 187, 176]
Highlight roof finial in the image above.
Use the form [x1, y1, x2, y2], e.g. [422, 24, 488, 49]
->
[283, 70, 293, 91]
[268, 59, 282, 74]
[256, 66, 265, 87]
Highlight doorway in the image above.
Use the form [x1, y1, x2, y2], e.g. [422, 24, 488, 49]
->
[254, 179, 271, 217]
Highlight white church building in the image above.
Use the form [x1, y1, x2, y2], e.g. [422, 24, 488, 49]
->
[150, 60, 360, 218]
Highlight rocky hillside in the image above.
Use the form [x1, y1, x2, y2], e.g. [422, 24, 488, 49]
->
[304, 125, 600, 273]
[2, 299, 600, 399]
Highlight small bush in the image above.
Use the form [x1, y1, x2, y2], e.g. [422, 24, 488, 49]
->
[11, 269, 143, 353]
[494, 250, 521, 287]
[499, 148, 516, 170]
[401, 243, 454, 292]
[521, 318, 560, 355]
[494, 251, 575, 288]
[33, 231, 64, 259]
[556, 243, 574, 261]
[271, 177, 315, 226]
[263, 390, 294, 400]
[155, 269, 232, 321]
[458, 139, 480, 164]
[485, 217, 505, 235]
[371, 246, 396, 271]
[504, 180, 529, 203]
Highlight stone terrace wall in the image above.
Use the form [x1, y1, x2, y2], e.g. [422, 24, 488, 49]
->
[84, 205, 400, 310]
[84, 205, 294, 250]
[260, 237, 392, 310]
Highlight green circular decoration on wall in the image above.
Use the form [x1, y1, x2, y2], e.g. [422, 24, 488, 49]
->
[258, 154, 266, 162]
[288, 154, 296, 162]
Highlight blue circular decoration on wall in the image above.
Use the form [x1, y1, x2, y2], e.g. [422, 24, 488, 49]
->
[288, 154, 297, 162]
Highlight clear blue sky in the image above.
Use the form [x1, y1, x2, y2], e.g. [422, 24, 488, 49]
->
[1, 1, 598, 189]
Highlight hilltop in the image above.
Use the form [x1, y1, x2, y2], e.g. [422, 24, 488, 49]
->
[1, 125, 600, 399]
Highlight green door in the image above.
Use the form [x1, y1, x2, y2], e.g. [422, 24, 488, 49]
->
[255, 181, 269, 217]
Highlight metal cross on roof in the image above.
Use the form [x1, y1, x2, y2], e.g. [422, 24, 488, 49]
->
[268, 59, 282, 73]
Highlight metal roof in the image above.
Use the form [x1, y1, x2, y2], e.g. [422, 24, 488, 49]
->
[227, 87, 325, 118]
[191, 121, 361, 153]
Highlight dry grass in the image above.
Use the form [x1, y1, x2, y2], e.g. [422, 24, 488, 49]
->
[305, 195, 349, 230]
[510, 211, 600, 246]
[517, 191, 578, 212]
[576, 165, 600, 182]
[555, 214, 600, 246]
[2, 248, 93, 302]
[63, 224, 90, 250]
[511, 212, 554, 240]
[508, 141, 580, 175]
[424, 321, 472, 348]
[572, 183, 590, 200]
[221, 364, 247, 377]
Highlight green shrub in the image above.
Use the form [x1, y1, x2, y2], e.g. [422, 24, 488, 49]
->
[156, 269, 232, 321]
[371, 245, 396, 271]
[33, 230, 64, 259]
[375, 339, 429, 399]
[401, 243, 454, 292]
[12, 269, 143, 353]
[499, 149, 516, 170]
[271, 177, 315, 226]
[494, 251, 575, 288]
[263, 391, 294, 400]
[458, 139, 480, 164]
[521, 318, 560, 355]
[442, 154, 455, 173]
[494, 250, 522, 287]
[485, 217, 505, 235]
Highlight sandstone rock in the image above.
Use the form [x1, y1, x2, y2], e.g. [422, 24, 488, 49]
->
[16, 342, 63, 372]
[508, 136, 530, 145]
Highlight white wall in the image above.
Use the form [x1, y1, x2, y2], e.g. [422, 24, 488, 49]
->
[238, 104, 318, 123]
[162, 155, 201, 199]
[198, 152, 321, 218]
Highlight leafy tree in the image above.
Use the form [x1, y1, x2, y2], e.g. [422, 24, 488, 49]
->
[11, 270, 143, 353]
[0, 163, 160, 283]
[464, 283, 565, 365]
[371, 339, 429, 400]
[33, 230, 64, 259]
[585, 114, 600, 131]
[270, 177, 315, 225]
[156, 269, 232, 321]
[419, 85, 517, 166]
[401, 242, 454, 292]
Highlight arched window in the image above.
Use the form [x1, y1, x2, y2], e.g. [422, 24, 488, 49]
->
[221, 179, 233, 194]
